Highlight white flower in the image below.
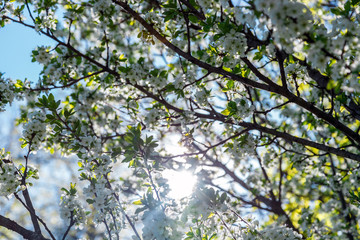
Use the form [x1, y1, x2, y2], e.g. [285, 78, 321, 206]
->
[59, 191, 86, 226]
[194, 89, 208, 105]
[145, 108, 159, 125]
[197, 0, 212, 10]
[34, 46, 53, 65]
[173, 74, 186, 89]
[22, 110, 47, 151]
[217, 30, 247, 57]
[141, 207, 181, 240]
[0, 77, 16, 112]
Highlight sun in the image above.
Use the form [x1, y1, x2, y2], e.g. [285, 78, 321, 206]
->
[163, 170, 197, 199]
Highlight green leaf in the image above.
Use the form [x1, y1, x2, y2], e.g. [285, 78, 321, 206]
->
[48, 93, 55, 103]
[135, 206, 148, 214]
[196, 228, 201, 237]
[241, 68, 251, 78]
[80, 172, 88, 180]
[220, 192, 227, 203]
[221, 108, 230, 116]
[133, 199, 143, 205]
[213, 33, 223, 41]
[344, 1, 351, 14]
[209, 234, 217, 240]
[61, 188, 70, 194]
[330, 7, 343, 15]
[55, 47, 63, 54]
[14, 80, 24, 88]
[46, 114, 54, 120]
[163, 10, 178, 22]
[188, 14, 198, 23]
[70, 188, 77, 195]
[56, 100, 61, 108]
[352, 0, 360, 6]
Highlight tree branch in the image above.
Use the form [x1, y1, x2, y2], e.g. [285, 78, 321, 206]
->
[0, 215, 49, 240]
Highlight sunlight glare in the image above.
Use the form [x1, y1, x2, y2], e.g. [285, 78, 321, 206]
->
[163, 170, 197, 199]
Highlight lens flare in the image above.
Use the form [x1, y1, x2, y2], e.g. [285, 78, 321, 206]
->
[163, 170, 197, 199]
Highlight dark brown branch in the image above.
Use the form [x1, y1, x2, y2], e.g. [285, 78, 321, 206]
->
[192, 143, 299, 233]
[62, 212, 75, 240]
[208, 181, 272, 212]
[112, 1, 272, 92]
[0, 215, 49, 240]
[178, 0, 206, 20]
[113, 0, 360, 146]
[256, 154, 277, 201]
[19, 144, 41, 235]
[137, 80, 360, 161]
[276, 50, 287, 89]
[22, 189, 42, 234]
[278, 156, 283, 203]
[30, 70, 105, 91]
[329, 155, 355, 240]
[13, 193, 56, 240]
[254, 101, 290, 115]
[5, 5, 360, 160]
[295, 56, 360, 122]
[242, 55, 360, 145]
[241, 122, 360, 162]
[178, 0, 191, 54]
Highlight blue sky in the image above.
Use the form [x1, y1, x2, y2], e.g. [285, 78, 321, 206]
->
[0, 21, 54, 143]
[0, 21, 53, 80]
[0, 21, 74, 236]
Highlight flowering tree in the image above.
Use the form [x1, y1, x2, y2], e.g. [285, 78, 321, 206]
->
[0, 0, 360, 239]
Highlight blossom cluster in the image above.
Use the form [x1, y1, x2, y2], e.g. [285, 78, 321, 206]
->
[0, 77, 16, 112]
[0, 150, 22, 197]
[33, 46, 53, 65]
[34, 10, 57, 31]
[216, 29, 247, 58]
[227, 134, 256, 165]
[172, 73, 190, 90]
[241, 225, 303, 240]
[255, 0, 313, 52]
[22, 110, 47, 151]
[233, 97, 254, 120]
[59, 187, 86, 227]
[197, 0, 213, 10]
[194, 88, 210, 105]
[126, 64, 147, 85]
[92, 0, 113, 15]
[182, 188, 228, 222]
[141, 207, 182, 240]
[0, 1, 16, 24]
[83, 177, 116, 224]
[1, 0, 360, 239]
